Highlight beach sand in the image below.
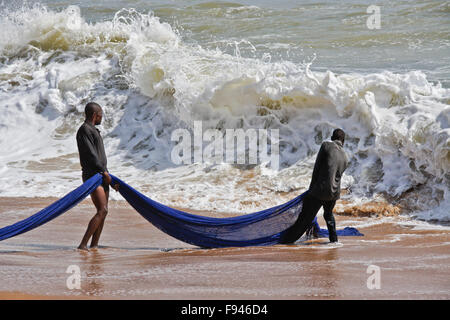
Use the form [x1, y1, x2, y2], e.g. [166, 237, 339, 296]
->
[0, 197, 449, 300]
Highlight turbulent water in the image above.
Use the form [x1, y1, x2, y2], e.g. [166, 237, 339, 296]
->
[0, 1, 449, 221]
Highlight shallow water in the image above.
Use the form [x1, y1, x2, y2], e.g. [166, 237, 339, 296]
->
[0, 198, 449, 299]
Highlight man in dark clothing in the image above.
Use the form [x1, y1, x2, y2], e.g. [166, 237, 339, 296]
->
[281, 129, 348, 244]
[76, 102, 118, 251]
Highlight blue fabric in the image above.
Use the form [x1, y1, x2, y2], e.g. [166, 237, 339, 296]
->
[0, 174, 102, 241]
[109, 174, 363, 248]
[310, 217, 363, 238]
[0, 173, 363, 247]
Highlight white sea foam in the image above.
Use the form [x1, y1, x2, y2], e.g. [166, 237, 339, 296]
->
[0, 5, 448, 221]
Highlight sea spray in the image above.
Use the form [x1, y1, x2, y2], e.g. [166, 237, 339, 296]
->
[0, 4, 448, 221]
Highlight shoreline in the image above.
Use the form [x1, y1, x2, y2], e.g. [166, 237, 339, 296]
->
[0, 197, 449, 300]
[0, 195, 447, 225]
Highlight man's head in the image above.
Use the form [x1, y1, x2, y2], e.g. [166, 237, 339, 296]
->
[331, 128, 345, 145]
[85, 102, 102, 125]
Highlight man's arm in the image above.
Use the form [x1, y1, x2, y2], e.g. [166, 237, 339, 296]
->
[77, 129, 106, 174]
[309, 143, 327, 187]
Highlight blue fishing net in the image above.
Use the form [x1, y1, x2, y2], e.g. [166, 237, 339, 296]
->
[0, 173, 363, 247]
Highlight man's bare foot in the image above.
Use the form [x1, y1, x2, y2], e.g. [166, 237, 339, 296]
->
[77, 244, 89, 251]
[89, 245, 98, 250]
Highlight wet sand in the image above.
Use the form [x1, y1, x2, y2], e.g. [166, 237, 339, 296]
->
[0, 197, 449, 300]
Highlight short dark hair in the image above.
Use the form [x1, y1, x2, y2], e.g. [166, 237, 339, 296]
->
[331, 128, 345, 143]
[85, 102, 101, 119]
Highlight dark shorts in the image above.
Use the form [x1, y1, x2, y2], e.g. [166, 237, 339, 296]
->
[82, 171, 109, 193]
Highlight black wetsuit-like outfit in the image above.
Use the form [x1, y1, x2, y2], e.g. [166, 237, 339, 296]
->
[281, 140, 348, 243]
[76, 121, 109, 192]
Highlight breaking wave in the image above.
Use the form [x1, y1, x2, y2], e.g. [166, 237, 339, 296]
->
[0, 4, 448, 221]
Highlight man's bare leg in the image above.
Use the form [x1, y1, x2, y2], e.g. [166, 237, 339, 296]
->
[78, 186, 108, 251]
[90, 189, 109, 249]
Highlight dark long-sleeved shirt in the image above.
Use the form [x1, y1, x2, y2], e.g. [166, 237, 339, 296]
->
[76, 122, 107, 176]
[308, 140, 348, 201]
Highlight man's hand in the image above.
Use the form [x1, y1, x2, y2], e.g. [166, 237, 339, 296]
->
[102, 171, 112, 185]
[102, 172, 120, 191]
